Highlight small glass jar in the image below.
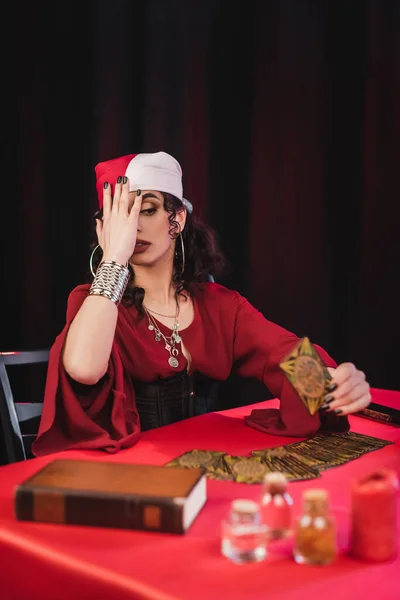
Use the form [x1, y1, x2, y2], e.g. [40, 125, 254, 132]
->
[261, 472, 293, 540]
[293, 489, 337, 565]
[221, 499, 268, 564]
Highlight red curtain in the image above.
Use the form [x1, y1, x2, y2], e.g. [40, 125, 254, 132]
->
[2, 0, 399, 392]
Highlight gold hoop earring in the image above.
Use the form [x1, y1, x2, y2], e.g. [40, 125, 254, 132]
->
[89, 244, 102, 277]
[179, 231, 185, 274]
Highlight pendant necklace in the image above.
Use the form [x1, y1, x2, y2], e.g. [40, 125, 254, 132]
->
[143, 295, 181, 368]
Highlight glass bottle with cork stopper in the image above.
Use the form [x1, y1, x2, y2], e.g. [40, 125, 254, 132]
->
[261, 472, 293, 540]
[293, 488, 337, 565]
[221, 499, 268, 564]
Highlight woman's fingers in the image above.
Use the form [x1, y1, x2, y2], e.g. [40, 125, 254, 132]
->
[102, 182, 112, 220]
[128, 189, 143, 223]
[97, 178, 140, 263]
[331, 362, 357, 388]
[333, 391, 371, 415]
[333, 369, 366, 401]
[320, 361, 371, 416]
[325, 380, 370, 413]
[119, 176, 130, 215]
[112, 176, 123, 214]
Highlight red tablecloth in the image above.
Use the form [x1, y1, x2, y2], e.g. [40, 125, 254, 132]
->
[0, 388, 399, 600]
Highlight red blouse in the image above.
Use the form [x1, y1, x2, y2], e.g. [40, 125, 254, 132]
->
[32, 282, 348, 456]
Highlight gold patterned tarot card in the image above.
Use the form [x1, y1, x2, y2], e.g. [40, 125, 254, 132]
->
[204, 454, 236, 481]
[251, 447, 321, 481]
[165, 449, 228, 478]
[223, 455, 270, 484]
[332, 431, 393, 450]
[287, 432, 392, 470]
[206, 465, 234, 481]
[279, 337, 332, 415]
[286, 438, 346, 468]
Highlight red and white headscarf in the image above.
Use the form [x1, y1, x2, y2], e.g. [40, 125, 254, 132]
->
[94, 151, 193, 212]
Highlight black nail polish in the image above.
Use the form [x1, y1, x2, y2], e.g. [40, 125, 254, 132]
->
[123, 176, 127, 184]
[320, 403, 330, 411]
[324, 395, 334, 404]
[328, 382, 337, 392]
[334, 409, 343, 415]
[136, 189, 141, 196]
[103, 182, 108, 189]
[117, 176, 122, 184]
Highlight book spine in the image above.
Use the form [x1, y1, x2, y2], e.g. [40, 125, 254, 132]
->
[355, 407, 400, 426]
[15, 487, 185, 534]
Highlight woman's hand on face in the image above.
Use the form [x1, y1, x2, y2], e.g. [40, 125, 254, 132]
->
[322, 363, 371, 415]
[95, 177, 142, 265]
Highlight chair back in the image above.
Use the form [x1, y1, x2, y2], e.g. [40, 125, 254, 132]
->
[0, 350, 49, 464]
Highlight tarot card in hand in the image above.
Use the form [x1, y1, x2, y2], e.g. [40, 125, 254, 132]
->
[279, 337, 332, 415]
[165, 449, 232, 480]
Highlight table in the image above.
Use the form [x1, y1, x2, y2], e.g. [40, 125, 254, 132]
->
[0, 388, 399, 600]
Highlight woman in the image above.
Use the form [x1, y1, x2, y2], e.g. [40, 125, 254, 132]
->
[32, 151, 371, 456]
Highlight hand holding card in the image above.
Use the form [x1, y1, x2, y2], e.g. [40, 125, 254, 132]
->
[279, 337, 332, 415]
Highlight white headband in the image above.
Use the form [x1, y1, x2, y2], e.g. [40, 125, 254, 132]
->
[125, 151, 193, 213]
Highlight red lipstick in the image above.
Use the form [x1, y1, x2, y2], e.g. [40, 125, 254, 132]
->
[133, 240, 151, 254]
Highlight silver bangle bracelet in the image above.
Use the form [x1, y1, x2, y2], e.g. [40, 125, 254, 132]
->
[89, 260, 130, 305]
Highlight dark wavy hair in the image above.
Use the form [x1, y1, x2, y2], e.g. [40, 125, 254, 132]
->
[90, 193, 229, 316]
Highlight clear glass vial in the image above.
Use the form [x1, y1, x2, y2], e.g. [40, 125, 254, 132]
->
[221, 499, 268, 564]
[261, 472, 293, 540]
[293, 488, 337, 565]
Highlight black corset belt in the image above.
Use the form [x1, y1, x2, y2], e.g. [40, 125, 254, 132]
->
[133, 370, 220, 431]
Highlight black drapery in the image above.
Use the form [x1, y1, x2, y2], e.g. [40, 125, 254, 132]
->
[3, 0, 399, 399]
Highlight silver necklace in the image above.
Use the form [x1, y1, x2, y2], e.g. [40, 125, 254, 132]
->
[143, 296, 182, 368]
[145, 307, 177, 318]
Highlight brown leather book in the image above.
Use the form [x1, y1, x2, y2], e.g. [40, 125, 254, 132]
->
[14, 459, 207, 534]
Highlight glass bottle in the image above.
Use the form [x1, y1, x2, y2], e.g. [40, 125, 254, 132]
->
[260, 472, 293, 540]
[221, 499, 268, 564]
[293, 489, 337, 565]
